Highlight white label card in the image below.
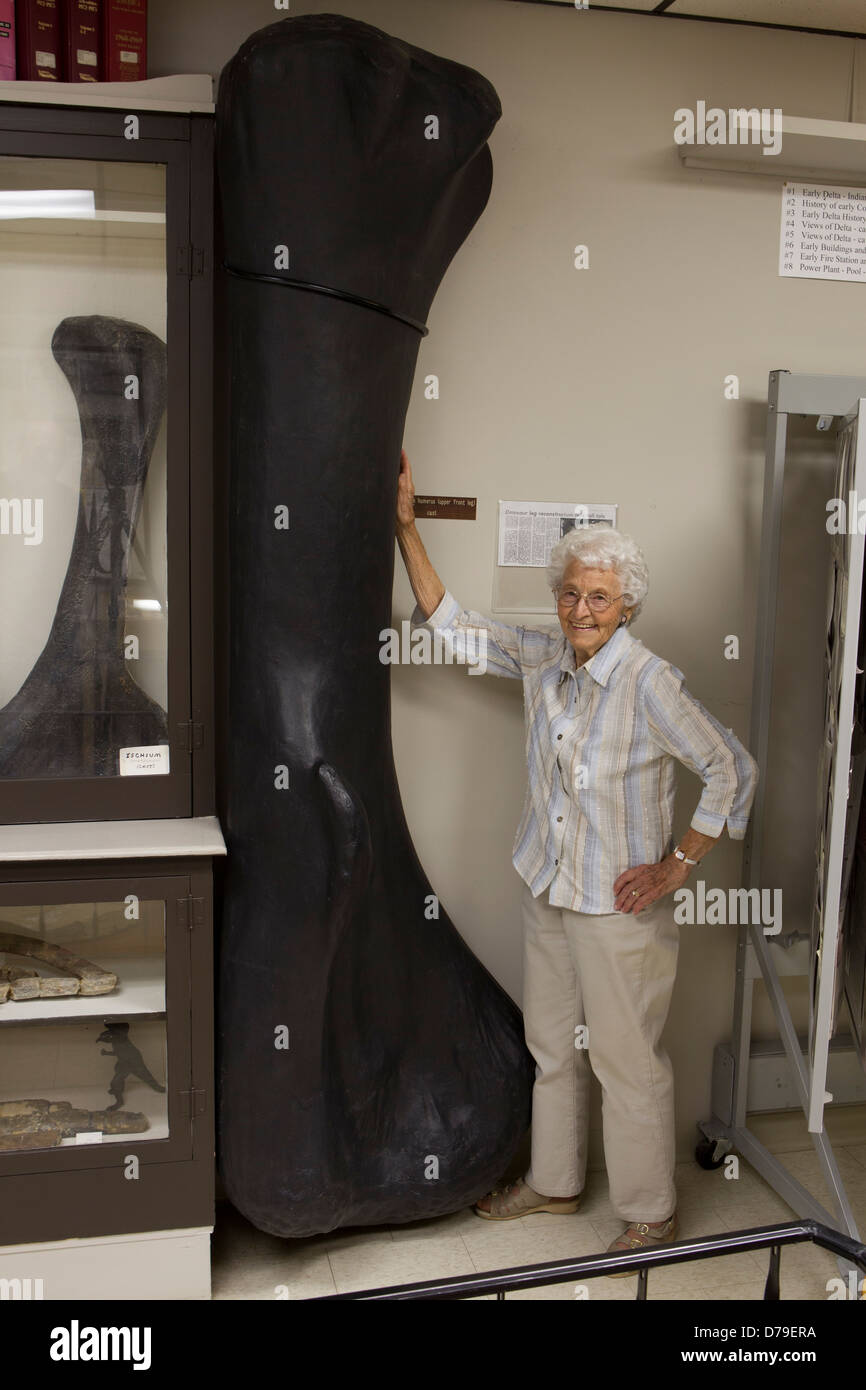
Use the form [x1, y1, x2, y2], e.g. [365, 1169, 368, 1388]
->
[119, 744, 171, 776]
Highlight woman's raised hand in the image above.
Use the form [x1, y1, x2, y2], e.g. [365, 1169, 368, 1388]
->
[394, 449, 445, 617]
[396, 448, 417, 530]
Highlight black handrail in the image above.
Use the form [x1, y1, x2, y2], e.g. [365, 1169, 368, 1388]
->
[310, 1219, 866, 1300]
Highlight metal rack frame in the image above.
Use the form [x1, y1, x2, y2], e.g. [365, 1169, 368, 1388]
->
[698, 370, 866, 1275]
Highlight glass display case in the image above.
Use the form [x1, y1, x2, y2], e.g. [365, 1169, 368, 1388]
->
[0, 856, 215, 1247]
[0, 891, 170, 1152]
[0, 92, 218, 1279]
[0, 104, 213, 822]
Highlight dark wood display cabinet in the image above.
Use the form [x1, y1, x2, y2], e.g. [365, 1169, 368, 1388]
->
[0, 821, 225, 1299]
[0, 80, 214, 824]
[0, 78, 222, 1301]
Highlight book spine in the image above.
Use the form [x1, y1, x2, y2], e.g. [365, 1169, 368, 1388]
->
[102, 0, 144, 82]
[0, 0, 15, 80]
[15, 0, 63, 80]
[62, 0, 103, 82]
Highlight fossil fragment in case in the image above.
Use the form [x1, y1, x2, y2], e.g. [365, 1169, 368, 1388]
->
[0, 928, 118, 1001]
[0, 1097, 148, 1151]
[0, 316, 167, 780]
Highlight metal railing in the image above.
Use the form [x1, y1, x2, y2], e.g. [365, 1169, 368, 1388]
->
[311, 1219, 866, 1300]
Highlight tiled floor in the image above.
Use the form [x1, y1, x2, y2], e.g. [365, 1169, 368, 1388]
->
[211, 1144, 866, 1301]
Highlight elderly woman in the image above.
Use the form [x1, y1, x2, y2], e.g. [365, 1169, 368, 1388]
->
[395, 450, 758, 1264]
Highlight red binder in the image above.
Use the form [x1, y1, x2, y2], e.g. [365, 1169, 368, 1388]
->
[0, 0, 15, 81]
[102, 0, 145, 82]
[62, 0, 103, 82]
[15, 0, 62, 81]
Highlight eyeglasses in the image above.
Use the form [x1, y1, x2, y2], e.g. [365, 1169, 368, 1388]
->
[556, 587, 624, 613]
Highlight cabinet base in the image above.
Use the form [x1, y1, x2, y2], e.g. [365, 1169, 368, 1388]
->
[0, 1226, 212, 1300]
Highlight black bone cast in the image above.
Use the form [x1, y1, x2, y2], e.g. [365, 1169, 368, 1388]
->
[216, 13, 534, 1237]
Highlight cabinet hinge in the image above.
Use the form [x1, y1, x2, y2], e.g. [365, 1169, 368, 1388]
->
[180, 1087, 207, 1118]
[177, 895, 205, 930]
[176, 244, 206, 277]
[176, 720, 204, 753]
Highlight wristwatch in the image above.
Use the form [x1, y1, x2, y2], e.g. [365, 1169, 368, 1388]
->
[674, 846, 699, 866]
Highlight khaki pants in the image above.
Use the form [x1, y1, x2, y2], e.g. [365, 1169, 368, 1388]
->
[521, 879, 679, 1222]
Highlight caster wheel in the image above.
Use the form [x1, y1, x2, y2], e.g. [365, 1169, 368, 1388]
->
[695, 1138, 727, 1170]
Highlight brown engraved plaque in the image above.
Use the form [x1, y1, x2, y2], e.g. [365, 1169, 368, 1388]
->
[414, 495, 477, 519]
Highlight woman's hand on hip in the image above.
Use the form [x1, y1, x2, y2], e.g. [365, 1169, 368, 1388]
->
[613, 855, 691, 914]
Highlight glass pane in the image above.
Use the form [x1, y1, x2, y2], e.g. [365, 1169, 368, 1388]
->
[0, 157, 168, 780]
[0, 898, 168, 1150]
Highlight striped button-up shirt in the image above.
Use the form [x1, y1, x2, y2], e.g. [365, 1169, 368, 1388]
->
[410, 591, 758, 914]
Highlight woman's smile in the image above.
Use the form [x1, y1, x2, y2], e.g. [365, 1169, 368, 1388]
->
[557, 562, 630, 661]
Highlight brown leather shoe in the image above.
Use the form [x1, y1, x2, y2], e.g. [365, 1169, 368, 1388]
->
[473, 1178, 581, 1220]
[605, 1211, 678, 1277]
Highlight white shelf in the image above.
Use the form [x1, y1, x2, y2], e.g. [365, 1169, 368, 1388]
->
[0, 953, 165, 1022]
[0, 209, 164, 225]
[0, 73, 213, 114]
[678, 114, 866, 185]
[0, 814, 226, 862]
[0, 214, 165, 240]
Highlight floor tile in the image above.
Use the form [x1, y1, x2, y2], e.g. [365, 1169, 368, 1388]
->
[389, 1205, 480, 1242]
[675, 1161, 762, 1194]
[212, 1248, 337, 1301]
[211, 1206, 340, 1300]
[306, 1224, 395, 1254]
[775, 1146, 866, 1188]
[708, 1190, 798, 1228]
[327, 1232, 476, 1295]
[460, 1211, 608, 1272]
[844, 1143, 866, 1170]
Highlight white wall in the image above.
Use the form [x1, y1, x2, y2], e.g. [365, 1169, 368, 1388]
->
[150, 0, 866, 1162]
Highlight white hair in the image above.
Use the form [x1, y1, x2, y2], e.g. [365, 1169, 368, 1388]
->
[547, 525, 649, 622]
